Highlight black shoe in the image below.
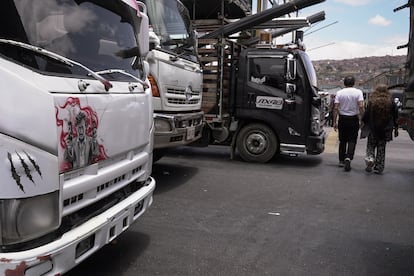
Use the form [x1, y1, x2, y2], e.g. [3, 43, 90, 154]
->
[344, 158, 351, 171]
[374, 167, 383, 174]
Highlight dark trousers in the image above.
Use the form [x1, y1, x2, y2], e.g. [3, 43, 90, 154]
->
[338, 115, 359, 161]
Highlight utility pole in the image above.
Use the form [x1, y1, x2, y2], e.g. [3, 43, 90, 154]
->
[257, 0, 262, 12]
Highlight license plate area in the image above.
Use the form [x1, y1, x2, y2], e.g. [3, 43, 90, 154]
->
[186, 126, 195, 140]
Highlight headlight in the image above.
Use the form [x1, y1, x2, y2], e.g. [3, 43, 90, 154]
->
[154, 118, 172, 132]
[311, 107, 321, 135]
[178, 120, 188, 128]
[311, 118, 321, 135]
[0, 191, 60, 245]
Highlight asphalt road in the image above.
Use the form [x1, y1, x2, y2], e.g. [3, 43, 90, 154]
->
[67, 128, 414, 276]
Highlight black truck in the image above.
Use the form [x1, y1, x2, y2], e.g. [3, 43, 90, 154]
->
[197, 37, 326, 163]
[188, 0, 327, 163]
[394, 1, 414, 140]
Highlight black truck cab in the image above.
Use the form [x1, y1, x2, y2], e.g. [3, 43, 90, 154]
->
[230, 47, 326, 162]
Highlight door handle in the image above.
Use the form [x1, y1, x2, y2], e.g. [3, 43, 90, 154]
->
[247, 93, 255, 105]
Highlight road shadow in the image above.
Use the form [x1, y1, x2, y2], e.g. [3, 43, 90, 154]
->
[359, 239, 414, 276]
[65, 231, 151, 276]
[269, 153, 323, 168]
[164, 145, 323, 168]
[164, 145, 233, 161]
[152, 162, 199, 195]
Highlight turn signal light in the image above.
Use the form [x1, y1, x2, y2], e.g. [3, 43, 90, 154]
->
[148, 74, 160, 97]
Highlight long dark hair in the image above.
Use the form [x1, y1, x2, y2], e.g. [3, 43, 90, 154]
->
[369, 84, 392, 125]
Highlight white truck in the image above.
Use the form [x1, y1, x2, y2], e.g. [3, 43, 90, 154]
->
[0, 0, 155, 274]
[139, 0, 204, 161]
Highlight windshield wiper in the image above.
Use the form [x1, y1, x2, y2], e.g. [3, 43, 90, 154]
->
[0, 39, 113, 91]
[95, 69, 149, 90]
[162, 37, 193, 49]
[115, 46, 141, 59]
[177, 43, 194, 53]
[169, 44, 196, 61]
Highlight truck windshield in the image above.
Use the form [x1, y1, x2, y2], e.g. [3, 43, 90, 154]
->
[143, 0, 197, 62]
[299, 51, 318, 88]
[0, 0, 144, 79]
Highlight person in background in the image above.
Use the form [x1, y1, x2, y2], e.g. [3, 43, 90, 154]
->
[394, 97, 402, 111]
[333, 76, 365, 171]
[362, 84, 399, 174]
[327, 94, 336, 127]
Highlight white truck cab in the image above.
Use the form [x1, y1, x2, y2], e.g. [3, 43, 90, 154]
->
[0, 0, 155, 274]
[139, 0, 204, 161]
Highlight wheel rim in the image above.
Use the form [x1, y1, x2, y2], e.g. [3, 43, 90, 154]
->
[245, 132, 268, 155]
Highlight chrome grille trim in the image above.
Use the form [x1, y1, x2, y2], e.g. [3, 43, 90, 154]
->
[166, 87, 201, 105]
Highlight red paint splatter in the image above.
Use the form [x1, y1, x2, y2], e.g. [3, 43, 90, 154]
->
[5, 261, 27, 276]
[0, 258, 12, 263]
[37, 255, 51, 261]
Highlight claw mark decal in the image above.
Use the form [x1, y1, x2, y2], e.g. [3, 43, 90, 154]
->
[24, 150, 42, 178]
[7, 152, 24, 192]
[16, 152, 35, 184]
[7, 151, 43, 193]
[56, 97, 107, 172]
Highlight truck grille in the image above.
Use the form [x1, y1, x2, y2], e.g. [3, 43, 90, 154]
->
[63, 165, 142, 208]
[174, 116, 203, 128]
[166, 87, 201, 105]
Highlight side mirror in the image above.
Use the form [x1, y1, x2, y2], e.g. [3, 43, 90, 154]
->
[286, 56, 296, 81]
[136, 1, 146, 13]
[135, 1, 149, 56]
[192, 30, 199, 55]
[149, 31, 160, 50]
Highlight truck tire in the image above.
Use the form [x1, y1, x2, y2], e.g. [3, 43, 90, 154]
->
[236, 123, 278, 163]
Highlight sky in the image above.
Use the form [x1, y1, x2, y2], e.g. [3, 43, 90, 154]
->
[256, 0, 411, 61]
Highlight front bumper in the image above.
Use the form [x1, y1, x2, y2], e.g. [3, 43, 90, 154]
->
[306, 130, 326, 155]
[0, 177, 155, 276]
[154, 111, 204, 149]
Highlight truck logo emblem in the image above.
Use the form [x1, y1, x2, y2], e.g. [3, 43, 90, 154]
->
[185, 86, 193, 102]
[256, 96, 284, 110]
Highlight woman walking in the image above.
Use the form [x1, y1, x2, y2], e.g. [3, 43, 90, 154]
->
[362, 84, 399, 174]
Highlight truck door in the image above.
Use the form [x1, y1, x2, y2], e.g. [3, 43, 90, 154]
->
[241, 54, 307, 145]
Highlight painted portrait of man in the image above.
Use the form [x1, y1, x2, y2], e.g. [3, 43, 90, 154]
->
[64, 111, 99, 169]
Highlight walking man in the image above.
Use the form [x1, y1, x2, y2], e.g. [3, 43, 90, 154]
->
[333, 76, 365, 171]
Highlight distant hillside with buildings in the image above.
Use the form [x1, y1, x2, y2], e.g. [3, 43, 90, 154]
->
[313, 55, 407, 92]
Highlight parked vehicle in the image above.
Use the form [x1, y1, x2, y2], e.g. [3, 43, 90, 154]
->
[197, 39, 326, 162]
[394, 1, 414, 140]
[190, 0, 327, 163]
[139, 0, 204, 161]
[0, 0, 155, 274]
